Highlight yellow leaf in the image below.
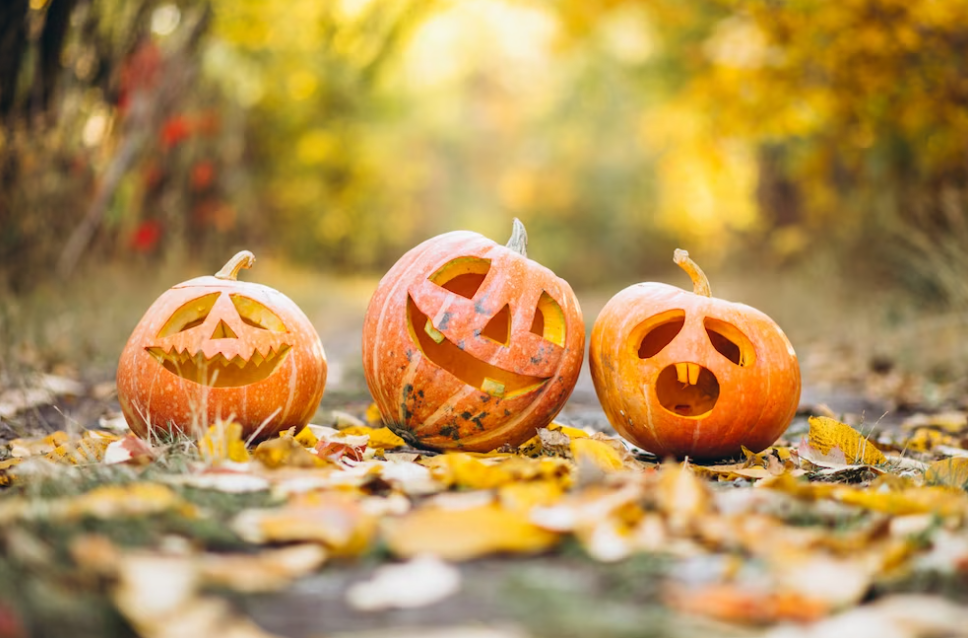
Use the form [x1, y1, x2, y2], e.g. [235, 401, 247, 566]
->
[339, 426, 406, 449]
[570, 437, 625, 472]
[47, 436, 112, 465]
[234, 493, 375, 555]
[292, 425, 319, 448]
[808, 416, 887, 466]
[498, 479, 565, 514]
[67, 483, 194, 519]
[834, 486, 968, 517]
[926, 458, 968, 488]
[421, 453, 514, 490]
[365, 402, 382, 425]
[385, 503, 559, 561]
[199, 421, 250, 464]
[0, 458, 22, 486]
[657, 461, 711, 516]
[548, 422, 590, 439]
[253, 435, 325, 469]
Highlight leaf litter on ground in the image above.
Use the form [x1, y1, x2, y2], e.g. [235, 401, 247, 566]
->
[3, 407, 968, 637]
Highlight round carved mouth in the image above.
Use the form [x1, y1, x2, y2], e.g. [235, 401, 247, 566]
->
[655, 362, 719, 418]
[407, 295, 548, 398]
[146, 345, 291, 388]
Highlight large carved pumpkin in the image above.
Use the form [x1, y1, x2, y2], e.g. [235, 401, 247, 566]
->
[590, 250, 800, 460]
[117, 251, 327, 439]
[362, 220, 584, 452]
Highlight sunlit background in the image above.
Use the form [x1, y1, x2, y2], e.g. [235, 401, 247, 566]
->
[3, 0, 968, 353]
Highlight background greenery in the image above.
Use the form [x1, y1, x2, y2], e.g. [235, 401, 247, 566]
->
[2, 0, 967, 299]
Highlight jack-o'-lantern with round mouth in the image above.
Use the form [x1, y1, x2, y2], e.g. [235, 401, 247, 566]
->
[590, 250, 801, 461]
[362, 220, 585, 452]
[117, 251, 327, 440]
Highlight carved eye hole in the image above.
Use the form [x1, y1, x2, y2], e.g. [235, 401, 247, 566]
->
[637, 310, 685, 358]
[157, 293, 220, 337]
[704, 318, 755, 366]
[230, 295, 288, 332]
[481, 303, 511, 345]
[429, 257, 491, 299]
[530, 291, 566, 347]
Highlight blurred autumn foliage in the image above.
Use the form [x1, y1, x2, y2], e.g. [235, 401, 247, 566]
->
[1, 0, 967, 298]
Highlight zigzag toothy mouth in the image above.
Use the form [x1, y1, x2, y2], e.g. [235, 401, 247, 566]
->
[145, 344, 292, 387]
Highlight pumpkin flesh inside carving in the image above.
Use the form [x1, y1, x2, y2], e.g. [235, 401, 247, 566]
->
[655, 363, 720, 417]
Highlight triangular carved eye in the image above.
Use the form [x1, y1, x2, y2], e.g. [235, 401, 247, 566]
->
[704, 318, 755, 366]
[230, 295, 287, 332]
[481, 303, 511, 345]
[530, 291, 565, 347]
[429, 257, 491, 299]
[637, 310, 685, 358]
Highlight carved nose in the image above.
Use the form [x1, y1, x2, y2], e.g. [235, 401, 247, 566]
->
[210, 320, 238, 339]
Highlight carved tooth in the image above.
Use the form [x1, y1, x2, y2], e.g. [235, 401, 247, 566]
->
[482, 377, 505, 398]
[232, 356, 246, 369]
[251, 351, 265, 367]
[676, 363, 689, 384]
[688, 363, 700, 385]
[424, 319, 445, 344]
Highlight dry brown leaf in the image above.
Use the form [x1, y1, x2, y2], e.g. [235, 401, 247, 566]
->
[385, 503, 559, 561]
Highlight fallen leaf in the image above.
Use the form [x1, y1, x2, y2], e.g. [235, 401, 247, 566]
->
[346, 555, 461, 611]
[199, 421, 250, 464]
[103, 435, 156, 465]
[385, 503, 559, 561]
[665, 583, 830, 624]
[807, 416, 887, 466]
[925, 458, 968, 488]
[339, 425, 406, 450]
[234, 492, 375, 555]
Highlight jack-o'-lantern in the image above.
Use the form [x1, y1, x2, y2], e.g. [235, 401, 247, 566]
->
[117, 251, 327, 439]
[589, 250, 800, 460]
[362, 220, 584, 452]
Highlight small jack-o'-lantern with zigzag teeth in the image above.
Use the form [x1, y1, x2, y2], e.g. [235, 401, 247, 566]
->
[117, 251, 326, 439]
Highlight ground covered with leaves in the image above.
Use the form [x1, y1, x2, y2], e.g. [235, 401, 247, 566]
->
[3, 371, 968, 638]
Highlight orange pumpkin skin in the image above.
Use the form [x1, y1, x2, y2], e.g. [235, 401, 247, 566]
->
[362, 220, 584, 452]
[589, 251, 800, 460]
[117, 251, 327, 440]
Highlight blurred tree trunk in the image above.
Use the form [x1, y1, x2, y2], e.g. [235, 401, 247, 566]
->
[0, 0, 29, 122]
[34, 0, 77, 116]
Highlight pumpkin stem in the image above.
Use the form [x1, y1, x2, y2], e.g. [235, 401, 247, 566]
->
[673, 249, 711, 297]
[215, 250, 256, 280]
[506, 218, 528, 257]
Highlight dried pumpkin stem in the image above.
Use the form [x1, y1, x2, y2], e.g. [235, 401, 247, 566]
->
[673, 249, 711, 297]
[506, 218, 528, 257]
[215, 250, 256, 280]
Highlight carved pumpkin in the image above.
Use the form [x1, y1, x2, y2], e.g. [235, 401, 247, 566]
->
[589, 250, 800, 460]
[117, 251, 327, 439]
[362, 220, 584, 452]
